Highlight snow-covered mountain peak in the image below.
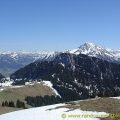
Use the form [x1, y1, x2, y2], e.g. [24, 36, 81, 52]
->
[69, 42, 120, 63]
[79, 42, 102, 52]
[116, 49, 120, 52]
[70, 42, 107, 55]
[80, 42, 96, 48]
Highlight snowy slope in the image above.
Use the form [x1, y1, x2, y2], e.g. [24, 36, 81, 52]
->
[42, 81, 61, 97]
[0, 103, 108, 120]
[69, 42, 120, 63]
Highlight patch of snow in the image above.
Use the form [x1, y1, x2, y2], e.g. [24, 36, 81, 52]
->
[57, 78, 60, 81]
[0, 85, 24, 92]
[72, 65, 76, 71]
[60, 63, 65, 67]
[85, 85, 90, 90]
[101, 73, 103, 80]
[25, 82, 35, 86]
[0, 88, 4, 91]
[74, 78, 78, 83]
[114, 85, 120, 91]
[9, 86, 24, 89]
[52, 73, 55, 78]
[111, 96, 120, 100]
[15, 78, 23, 81]
[10, 52, 18, 59]
[0, 81, 13, 87]
[42, 81, 61, 97]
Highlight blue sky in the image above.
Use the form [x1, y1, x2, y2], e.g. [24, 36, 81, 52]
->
[0, 0, 120, 51]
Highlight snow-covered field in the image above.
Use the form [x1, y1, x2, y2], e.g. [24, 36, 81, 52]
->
[0, 103, 109, 120]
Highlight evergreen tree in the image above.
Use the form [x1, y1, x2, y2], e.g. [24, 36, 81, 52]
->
[21, 102, 25, 109]
[16, 100, 25, 109]
[4, 101, 8, 107]
[8, 101, 15, 107]
[2, 102, 5, 107]
[16, 100, 21, 108]
[25, 95, 62, 107]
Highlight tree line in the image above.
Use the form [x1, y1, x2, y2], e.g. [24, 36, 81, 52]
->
[25, 95, 63, 107]
[1, 100, 26, 109]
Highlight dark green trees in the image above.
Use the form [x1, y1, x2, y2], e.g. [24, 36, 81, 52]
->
[16, 100, 25, 109]
[1, 100, 25, 109]
[25, 95, 62, 107]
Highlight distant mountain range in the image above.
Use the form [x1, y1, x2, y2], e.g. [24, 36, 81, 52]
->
[0, 51, 57, 76]
[1, 43, 120, 77]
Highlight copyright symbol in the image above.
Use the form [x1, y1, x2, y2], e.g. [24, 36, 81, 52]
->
[61, 113, 67, 119]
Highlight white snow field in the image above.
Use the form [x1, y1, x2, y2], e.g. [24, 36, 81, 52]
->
[111, 96, 120, 100]
[0, 103, 109, 120]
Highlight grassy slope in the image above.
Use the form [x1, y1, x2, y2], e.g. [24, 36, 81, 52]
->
[0, 107, 22, 115]
[57, 97, 120, 120]
[78, 98, 120, 113]
[79, 98, 120, 120]
[0, 83, 56, 103]
[0, 83, 56, 115]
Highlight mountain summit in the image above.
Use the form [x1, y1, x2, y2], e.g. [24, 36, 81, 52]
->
[69, 42, 120, 63]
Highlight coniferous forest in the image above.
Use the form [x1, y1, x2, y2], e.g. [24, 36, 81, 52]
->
[25, 95, 63, 107]
[1, 100, 25, 109]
